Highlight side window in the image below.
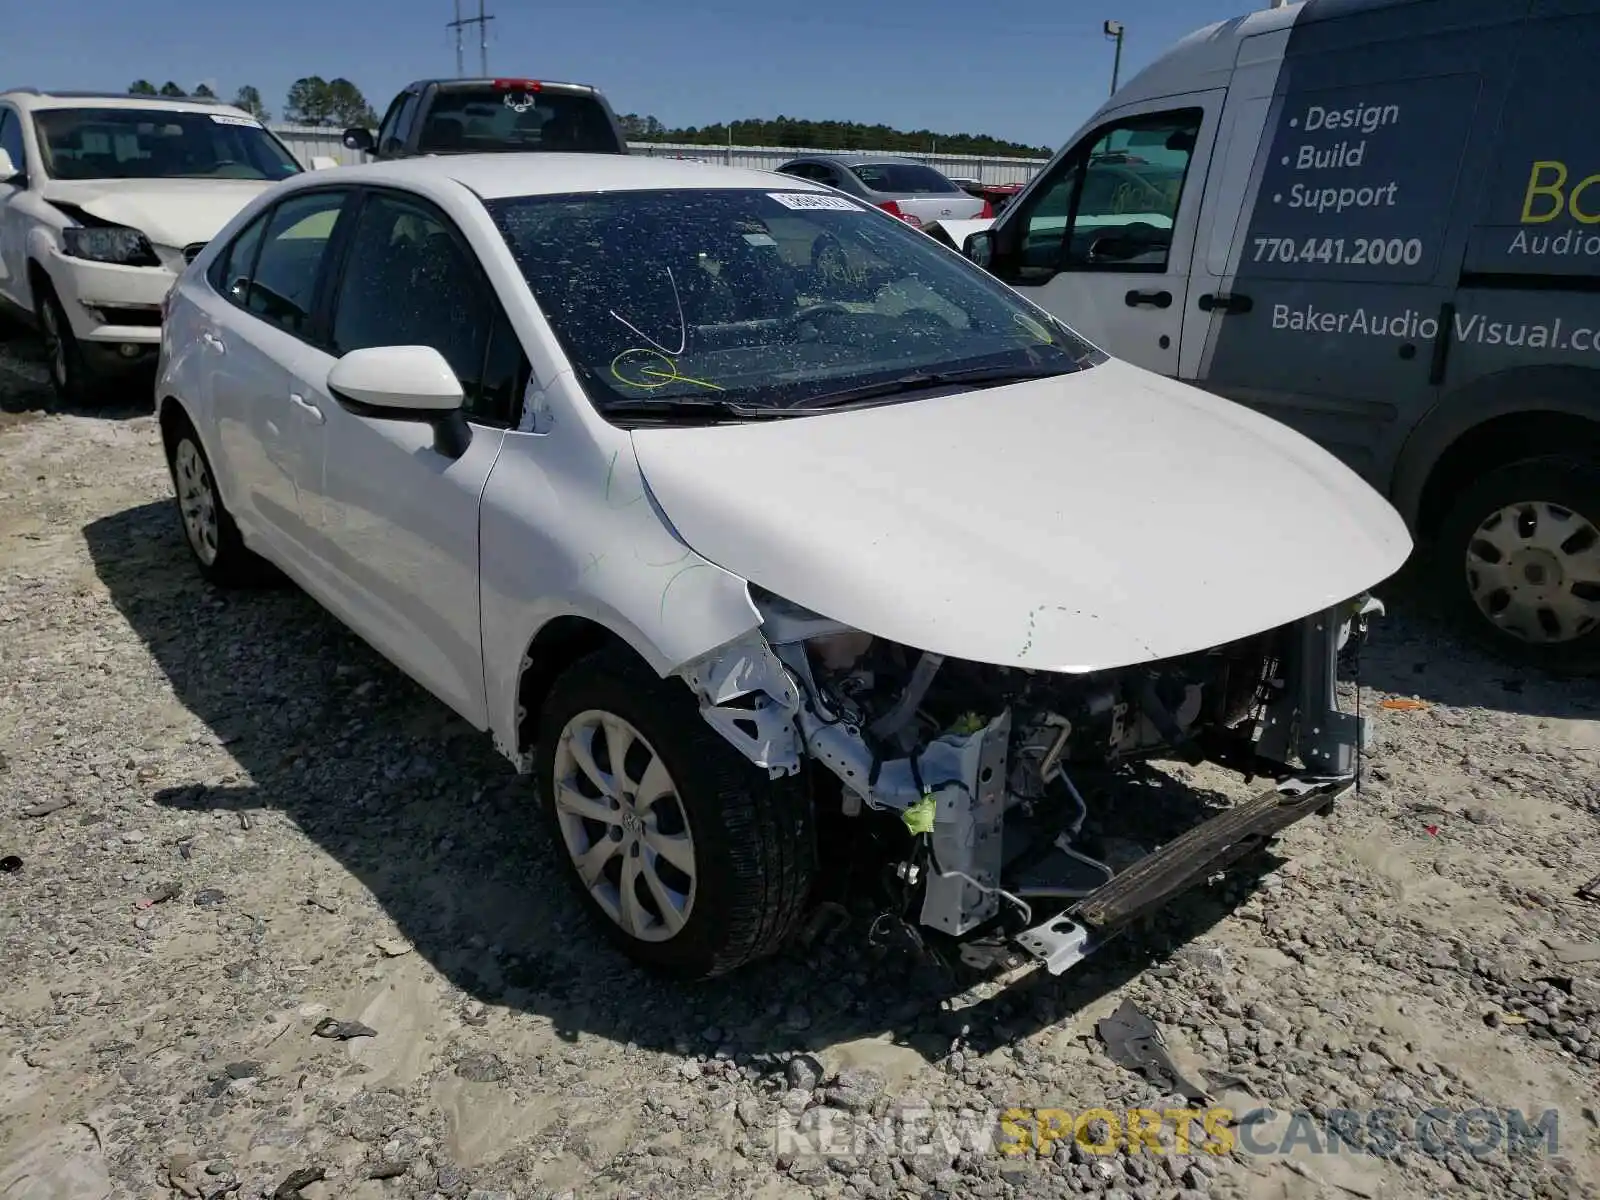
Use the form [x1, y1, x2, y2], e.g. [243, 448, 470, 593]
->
[1065, 110, 1200, 270]
[0, 109, 25, 180]
[330, 190, 522, 426]
[374, 94, 406, 153]
[1014, 161, 1083, 279]
[245, 190, 349, 337]
[207, 210, 270, 304]
[379, 93, 420, 157]
[1009, 107, 1202, 279]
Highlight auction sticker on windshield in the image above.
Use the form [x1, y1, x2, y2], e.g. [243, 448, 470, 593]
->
[767, 192, 863, 211]
[209, 114, 262, 127]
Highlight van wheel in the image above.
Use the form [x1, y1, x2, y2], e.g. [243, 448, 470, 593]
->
[534, 645, 816, 980]
[1432, 455, 1600, 675]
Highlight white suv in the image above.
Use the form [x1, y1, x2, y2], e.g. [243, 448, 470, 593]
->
[0, 89, 307, 405]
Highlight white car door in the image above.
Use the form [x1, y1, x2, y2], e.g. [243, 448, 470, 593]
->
[204, 188, 352, 563]
[292, 188, 521, 727]
[984, 93, 1224, 376]
[0, 105, 30, 307]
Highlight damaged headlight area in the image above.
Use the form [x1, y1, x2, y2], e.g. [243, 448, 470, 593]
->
[62, 224, 161, 267]
[677, 584, 1384, 976]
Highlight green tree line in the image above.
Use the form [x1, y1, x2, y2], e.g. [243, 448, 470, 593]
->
[617, 113, 1052, 158]
[127, 78, 376, 127]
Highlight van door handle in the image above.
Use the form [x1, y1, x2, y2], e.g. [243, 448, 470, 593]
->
[1198, 292, 1253, 315]
[1125, 289, 1173, 308]
[289, 393, 325, 425]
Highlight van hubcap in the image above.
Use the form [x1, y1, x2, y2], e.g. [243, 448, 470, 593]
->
[552, 710, 696, 942]
[1465, 500, 1600, 644]
[174, 440, 220, 566]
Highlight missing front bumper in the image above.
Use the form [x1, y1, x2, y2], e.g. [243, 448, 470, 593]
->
[1013, 774, 1353, 974]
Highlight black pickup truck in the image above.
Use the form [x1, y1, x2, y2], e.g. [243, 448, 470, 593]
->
[343, 77, 630, 160]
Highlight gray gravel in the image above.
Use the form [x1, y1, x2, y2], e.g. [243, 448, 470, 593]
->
[2, 339, 1599, 1200]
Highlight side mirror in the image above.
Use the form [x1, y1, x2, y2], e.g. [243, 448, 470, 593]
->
[0, 149, 19, 184]
[963, 229, 995, 271]
[326, 345, 472, 458]
[308, 155, 339, 171]
[342, 127, 375, 153]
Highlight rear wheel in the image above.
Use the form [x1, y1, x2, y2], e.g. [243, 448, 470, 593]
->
[163, 412, 277, 588]
[534, 645, 817, 980]
[1432, 455, 1600, 674]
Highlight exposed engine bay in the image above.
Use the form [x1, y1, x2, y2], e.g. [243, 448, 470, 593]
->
[677, 584, 1382, 975]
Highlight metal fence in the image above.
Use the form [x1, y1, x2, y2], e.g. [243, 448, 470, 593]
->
[268, 124, 1051, 185]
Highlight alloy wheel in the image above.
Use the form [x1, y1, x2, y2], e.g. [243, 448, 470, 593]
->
[551, 709, 697, 942]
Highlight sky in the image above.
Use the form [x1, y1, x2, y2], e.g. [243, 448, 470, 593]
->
[1, 0, 1258, 151]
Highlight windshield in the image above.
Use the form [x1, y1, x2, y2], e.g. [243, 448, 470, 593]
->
[486, 187, 1101, 420]
[32, 108, 302, 182]
[848, 162, 962, 194]
[416, 88, 624, 154]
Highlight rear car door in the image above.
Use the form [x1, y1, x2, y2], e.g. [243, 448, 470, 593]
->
[983, 94, 1223, 376]
[298, 187, 526, 725]
[201, 188, 352, 564]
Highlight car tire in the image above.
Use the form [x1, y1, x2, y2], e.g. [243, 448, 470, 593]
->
[34, 283, 103, 408]
[1431, 454, 1600, 675]
[162, 412, 277, 588]
[535, 644, 817, 980]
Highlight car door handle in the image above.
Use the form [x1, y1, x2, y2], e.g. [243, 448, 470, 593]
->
[1197, 292, 1253, 315]
[1125, 289, 1173, 309]
[289, 393, 325, 425]
[201, 331, 225, 353]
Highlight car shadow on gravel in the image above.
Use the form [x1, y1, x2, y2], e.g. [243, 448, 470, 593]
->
[0, 324, 154, 419]
[84, 498, 1302, 1066]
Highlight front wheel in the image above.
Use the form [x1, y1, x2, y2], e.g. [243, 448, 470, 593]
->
[534, 645, 817, 980]
[1432, 455, 1600, 674]
[35, 285, 102, 408]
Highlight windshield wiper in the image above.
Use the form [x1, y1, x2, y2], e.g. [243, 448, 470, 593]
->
[605, 397, 795, 422]
[792, 365, 1072, 411]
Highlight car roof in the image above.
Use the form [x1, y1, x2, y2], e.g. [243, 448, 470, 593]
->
[402, 77, 604, 95]
[0, 90, 253, 118]
[309, 152, 832, 201]
[784, 151, 930, 168]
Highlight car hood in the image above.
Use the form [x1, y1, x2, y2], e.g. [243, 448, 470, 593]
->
[40, 178, 279, 248]
[630, 358, 1413, 673]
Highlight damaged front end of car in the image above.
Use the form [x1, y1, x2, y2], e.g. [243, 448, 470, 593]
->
[678, 584, 1385, 976]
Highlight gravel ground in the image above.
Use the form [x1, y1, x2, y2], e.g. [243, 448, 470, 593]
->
[2, 333, 1599, 1200]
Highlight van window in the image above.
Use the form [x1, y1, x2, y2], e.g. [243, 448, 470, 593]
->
[1013, 108, 1202, 278]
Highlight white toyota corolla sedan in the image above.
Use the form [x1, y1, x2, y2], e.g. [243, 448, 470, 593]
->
[157, 153, 1412, 981]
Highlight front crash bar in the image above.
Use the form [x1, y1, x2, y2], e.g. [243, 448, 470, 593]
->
[1013, 774, 1352, 975]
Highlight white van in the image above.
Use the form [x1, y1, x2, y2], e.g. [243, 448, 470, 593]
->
[953, 0, 1600, 675]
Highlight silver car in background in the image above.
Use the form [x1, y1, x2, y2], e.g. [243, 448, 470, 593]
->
[773, 152, 990, 229]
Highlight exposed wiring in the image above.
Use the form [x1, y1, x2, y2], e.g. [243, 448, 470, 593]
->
[932, 862, 1034, 928]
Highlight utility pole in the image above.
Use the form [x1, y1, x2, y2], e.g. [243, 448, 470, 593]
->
[1103, 19, 1125, 96]
[447, 0, 495, 77]
[450, 0, 463, 77]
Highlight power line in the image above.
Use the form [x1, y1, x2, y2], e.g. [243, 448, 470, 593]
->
[447, 0, 496, 77]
